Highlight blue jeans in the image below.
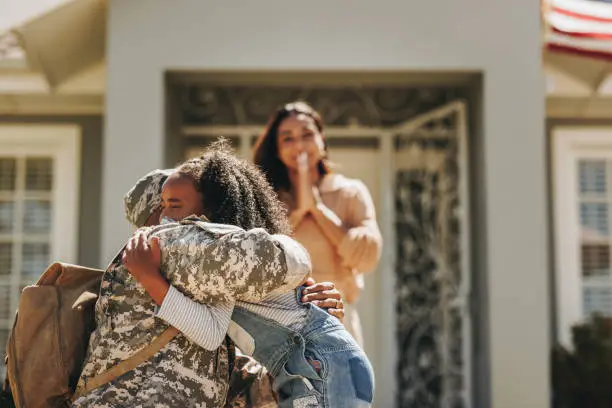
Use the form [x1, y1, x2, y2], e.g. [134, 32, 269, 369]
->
[231, 288, 375, 407]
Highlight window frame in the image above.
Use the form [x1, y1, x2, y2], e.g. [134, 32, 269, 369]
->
[0, 125, 80, 374]
[553, 126, 612, 346]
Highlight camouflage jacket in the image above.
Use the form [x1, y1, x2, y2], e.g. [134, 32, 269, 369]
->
[73, 217, 301, 408]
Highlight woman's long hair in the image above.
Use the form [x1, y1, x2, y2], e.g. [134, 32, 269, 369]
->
[253, 101, 332, 192]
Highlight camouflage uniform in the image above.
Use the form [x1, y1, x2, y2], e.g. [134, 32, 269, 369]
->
[73, 218, 298, 408]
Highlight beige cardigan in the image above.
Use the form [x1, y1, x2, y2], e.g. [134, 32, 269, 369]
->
[280, 173, 382, 303]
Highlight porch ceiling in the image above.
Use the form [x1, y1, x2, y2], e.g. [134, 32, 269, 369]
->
[544, 49, 612, 118]
[0, 0, 73, 32]
[0, 0, 106, 89]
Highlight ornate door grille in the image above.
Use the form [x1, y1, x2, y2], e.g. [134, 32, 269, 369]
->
[394, 102, 471, 408]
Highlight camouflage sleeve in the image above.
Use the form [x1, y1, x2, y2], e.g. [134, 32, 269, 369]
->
[268, 234, 311, 294]
[156, 224, 310, 303]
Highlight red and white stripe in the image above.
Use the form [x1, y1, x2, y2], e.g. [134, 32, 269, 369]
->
[545, 0, 612, 59]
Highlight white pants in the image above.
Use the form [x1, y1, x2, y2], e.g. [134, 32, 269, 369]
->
[343, 302, 364, 348]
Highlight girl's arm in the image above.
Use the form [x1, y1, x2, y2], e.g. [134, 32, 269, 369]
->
[123, 231, 233, 350]
[155, 285, 234, 350]
[124, 224, 310, 350]
[124, 232, 344, 351]
[154, 279, 345, 349]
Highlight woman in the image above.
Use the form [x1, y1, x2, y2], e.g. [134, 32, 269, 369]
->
[253, 101, 382, 346]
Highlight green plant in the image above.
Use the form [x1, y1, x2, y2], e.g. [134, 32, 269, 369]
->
[552, 314, 612, 408]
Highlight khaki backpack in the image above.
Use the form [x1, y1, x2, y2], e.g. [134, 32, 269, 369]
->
[3, 262, 179, 408]
[3, 262, 103, 408]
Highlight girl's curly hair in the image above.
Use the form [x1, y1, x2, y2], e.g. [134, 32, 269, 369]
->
[177, 138, 291, 235]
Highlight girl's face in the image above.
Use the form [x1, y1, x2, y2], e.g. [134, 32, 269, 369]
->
[276, 113, 325, 172]
[160, 173, 205, 222]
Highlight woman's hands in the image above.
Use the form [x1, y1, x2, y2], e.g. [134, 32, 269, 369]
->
[301, 277, 344, 322]
[295, 153, 321, 214]
[290, 153, 321, 229]
[123, 229, 169, 305]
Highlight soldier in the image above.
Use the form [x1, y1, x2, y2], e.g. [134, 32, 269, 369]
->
[73, 143, 310, 407]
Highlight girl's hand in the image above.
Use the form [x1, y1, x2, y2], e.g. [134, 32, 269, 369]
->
[123, 230, 161, 280]
[122, 230, 169, 305]
[301, 278, 345, 322]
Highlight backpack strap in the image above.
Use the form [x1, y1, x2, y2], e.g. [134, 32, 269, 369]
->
[71, 326, 179, 402]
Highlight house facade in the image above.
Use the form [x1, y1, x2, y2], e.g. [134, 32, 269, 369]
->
[0, 1, 551, 407]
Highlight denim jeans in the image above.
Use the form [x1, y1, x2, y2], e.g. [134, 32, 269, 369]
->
[231, 287, 375, 407]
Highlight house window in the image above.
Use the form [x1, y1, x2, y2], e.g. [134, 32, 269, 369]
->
[579, 159, 612, 317]
[554, 128, 612, 346]
[0, 125, 80, 378]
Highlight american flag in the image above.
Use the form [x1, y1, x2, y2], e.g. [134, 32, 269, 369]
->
[545, 0, 612, 59]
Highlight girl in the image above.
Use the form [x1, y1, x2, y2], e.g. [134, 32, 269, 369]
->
[122, 167, 347, 408]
